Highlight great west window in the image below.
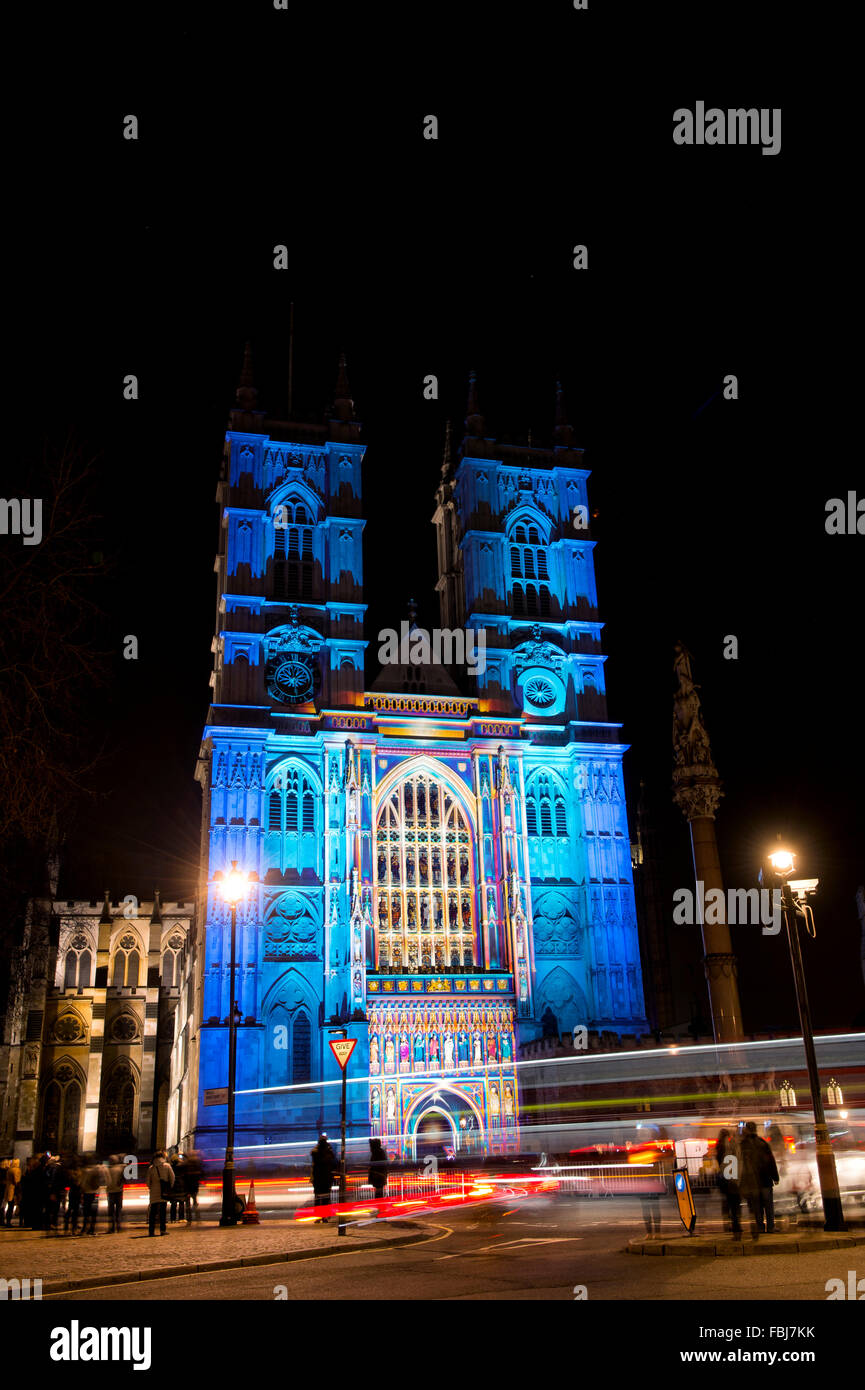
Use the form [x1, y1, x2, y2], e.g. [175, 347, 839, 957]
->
[375, 771, 477, 973]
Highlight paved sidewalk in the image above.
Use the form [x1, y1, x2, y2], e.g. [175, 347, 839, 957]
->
[628, 1223, 865, 1257]
[0, 1218, 423, 1294]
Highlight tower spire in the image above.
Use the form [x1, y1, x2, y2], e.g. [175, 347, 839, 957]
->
[332, 351, 355, 422]
[554, 379, 575, 447]
[440, 419, 453, 477]
[235, 340, 258, 411]
[465, 369, 485, 437]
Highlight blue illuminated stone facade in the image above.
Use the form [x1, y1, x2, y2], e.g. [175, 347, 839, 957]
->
[195, 355, 647, 1165]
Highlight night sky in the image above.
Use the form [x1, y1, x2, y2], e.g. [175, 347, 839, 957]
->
[13, 4, 862, 1035]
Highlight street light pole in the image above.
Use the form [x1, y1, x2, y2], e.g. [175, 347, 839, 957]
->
[215, 860, 256, 1229]
[765, 850, 846, 1233]
[220, 894, 239, 1228]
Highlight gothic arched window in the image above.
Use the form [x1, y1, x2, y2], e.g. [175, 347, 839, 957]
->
[266, 763, 321, 875]
[63, 934, 92, 989]
[161, 933, 184, 988]
[525, 772, 570, 878]
[507, 517, 551, 618]
[265, 1002, 314, 1088]
[40, 1066, 82, 1152]
[292, 1011, 311, 1083]
[101, 1060, 136, 1151]
[273, 501, 314, 601]
[112, 934, 141, 988]
[375, 768, 477, 973]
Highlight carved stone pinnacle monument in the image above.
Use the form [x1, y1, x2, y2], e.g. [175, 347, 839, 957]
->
[672, 641, 744, 1041]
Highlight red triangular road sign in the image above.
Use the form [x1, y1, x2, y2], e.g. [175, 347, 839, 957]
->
[329, 1037, 357, 1070]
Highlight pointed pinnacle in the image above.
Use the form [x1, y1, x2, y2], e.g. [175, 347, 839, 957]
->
[441, 419, 453, 476]
[554, 380, 574, 446]
[465, 369, 485, 437]
[332, 351, 355, 421]
[235, 340, 258, 410]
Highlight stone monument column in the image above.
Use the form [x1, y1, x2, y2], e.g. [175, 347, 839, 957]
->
[672, 642, 744, 1042]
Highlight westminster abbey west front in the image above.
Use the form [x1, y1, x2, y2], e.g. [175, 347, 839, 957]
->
[194, 352, 647, 1165]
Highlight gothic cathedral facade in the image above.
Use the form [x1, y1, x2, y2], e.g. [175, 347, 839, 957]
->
[194, 354, 647, 1165]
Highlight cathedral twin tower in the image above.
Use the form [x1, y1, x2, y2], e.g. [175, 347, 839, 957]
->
[195, 348, 647, 1160]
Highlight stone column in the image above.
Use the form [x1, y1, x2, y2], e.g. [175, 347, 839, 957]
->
[672, 643, 743, 1042]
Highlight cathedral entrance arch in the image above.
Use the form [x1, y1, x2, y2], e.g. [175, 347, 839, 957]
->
[414, 1110, 455, 1162]
[404, 1084, 485, 1160]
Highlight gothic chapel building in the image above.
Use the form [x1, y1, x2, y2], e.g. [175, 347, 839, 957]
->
[193, 351, 647, 1164]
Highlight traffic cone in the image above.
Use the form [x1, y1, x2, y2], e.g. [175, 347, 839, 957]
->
[242, 1178, 261, 1224]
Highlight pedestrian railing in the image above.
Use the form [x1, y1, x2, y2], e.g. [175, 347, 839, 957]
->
[346, 1171, 470, 1202]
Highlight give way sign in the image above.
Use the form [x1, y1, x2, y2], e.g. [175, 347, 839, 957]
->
[329, 1037, 358, 1070]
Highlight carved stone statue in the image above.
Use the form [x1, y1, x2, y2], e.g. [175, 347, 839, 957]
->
[672, 641, 715, 770]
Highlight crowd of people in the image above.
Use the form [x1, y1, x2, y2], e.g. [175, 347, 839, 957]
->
[0, 1148, 204, 1235]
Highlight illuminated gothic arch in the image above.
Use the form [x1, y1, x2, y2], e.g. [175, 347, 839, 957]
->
[403, 1083, 486, 1154]
[265, 757, 323, 875]
[39, 1055, 88, 1152]
[260, 967, 319, 1087]
[109, 926, 145, 988]
[373, 757, 479, 973]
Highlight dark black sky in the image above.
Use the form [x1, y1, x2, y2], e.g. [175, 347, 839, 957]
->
[13, 3, 863, 1033]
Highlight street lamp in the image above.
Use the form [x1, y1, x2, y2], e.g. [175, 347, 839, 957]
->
[762, 846, 846, 1231]
[214, 860, 258, 1227]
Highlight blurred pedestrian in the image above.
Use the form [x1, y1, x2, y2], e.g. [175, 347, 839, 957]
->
[2, 1159, 20, 1227]
[740, 1122, 779, 1238]
[64, 1154, 83, 1234]
[310, 1135, 337, 1222]
[368, 1138, 387, 1199]
[183, 1149, 203, 1223]
[106, 1155, 125, 1233]
[80, 1154, 108, 1235]
[44, 1156, 65, 1235]
[169, 1153, 187, 1223]
[715, 1129, 742, 1235]
[19, 1157, 42, 1228]
[146, 1150, 174, 1236]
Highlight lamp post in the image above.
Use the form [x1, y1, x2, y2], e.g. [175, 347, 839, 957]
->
[763, 847, 846, 1232]
[214, 861, 257, 1228]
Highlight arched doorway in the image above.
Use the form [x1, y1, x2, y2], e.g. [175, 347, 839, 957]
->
[414, 1109, 455, 1162]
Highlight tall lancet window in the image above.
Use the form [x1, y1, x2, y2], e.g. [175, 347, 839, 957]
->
[508, 519, 552, 618]
[266, 762, 320, 874]
[525, 771, 570, 879]
[273, 501, 314, 601]
[374, 770, 477, 973]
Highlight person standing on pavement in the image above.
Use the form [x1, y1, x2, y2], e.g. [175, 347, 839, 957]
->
[1, 1159, 20, 1227]
[368, 1138, 388, 1200]
[310, 1135, 337, 1222]
[169, 1153, 187, 1223]
[64, 1154, 83, 1234]
[44, 1155, 67, 1235]
[182, 1148, 203, 1223]
[739, 1121, 779, 1238]
[20, 1157, 42, 1228]
[715, 1129, 743, 1235]
[80, 1154, 108, 1235]
[146, 1150, 174, 1236]
[106, 1155, 125, 1233]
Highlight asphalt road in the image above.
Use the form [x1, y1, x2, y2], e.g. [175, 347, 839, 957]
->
[42, 1194, 861, 1301]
